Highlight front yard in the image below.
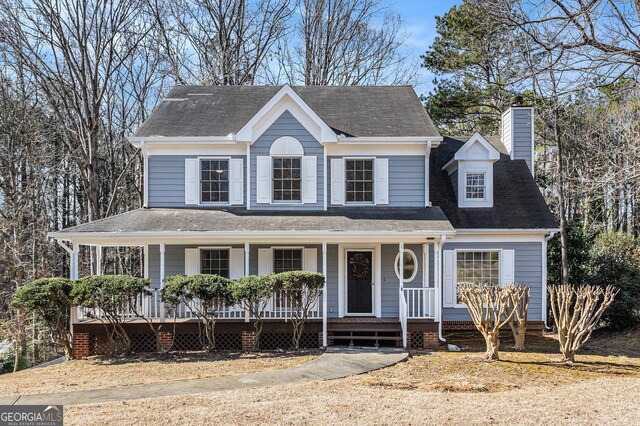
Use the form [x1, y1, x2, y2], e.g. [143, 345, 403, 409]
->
[3, 330, 639, 425]
[0, 350, 319, 396]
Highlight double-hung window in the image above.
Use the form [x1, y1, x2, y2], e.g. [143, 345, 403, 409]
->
[200, 249, 230, 278]
[272, 158, 301, 202]
[273, 249, 303, 273]
[201, 159, 229, 203]
[455, 251, 500, 304]
[465, 172, 486, 200]
[345, 159, 374, 203]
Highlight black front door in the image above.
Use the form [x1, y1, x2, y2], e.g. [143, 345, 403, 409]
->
[347, 251, 373, 314]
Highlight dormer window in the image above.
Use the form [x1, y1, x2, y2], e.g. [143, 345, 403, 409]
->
[465, 172, 486, 200]
[273, 157, 302, 202]
[201, 159, 229, 203]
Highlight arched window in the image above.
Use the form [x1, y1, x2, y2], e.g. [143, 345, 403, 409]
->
[394, 249, 418, 282]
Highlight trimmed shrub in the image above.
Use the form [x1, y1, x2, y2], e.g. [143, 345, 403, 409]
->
[162, 274, 236, 351]
[72, 275, 150, 354]
[586, 231, 640, 330]
[273, 271, 324, 350]
[12, 277, 74, 359]
[232, 275, 276, 350]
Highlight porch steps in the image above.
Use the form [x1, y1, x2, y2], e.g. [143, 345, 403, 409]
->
[331, 328, 402, 348]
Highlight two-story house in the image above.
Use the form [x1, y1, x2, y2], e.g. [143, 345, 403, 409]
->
[51, 85, 558, 353]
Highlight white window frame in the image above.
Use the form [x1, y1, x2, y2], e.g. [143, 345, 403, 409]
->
[272, 246, 304, 273]
[464, 171, 486, 201]
[198, 156, 231, 205]
[394, 249, 418, 282]
[271, 155, 303, 205]
[344, 157, 375, 205]
[197, 246, 232, 277]
[453, 249, 502, 308]
[457, 161, 494, 208]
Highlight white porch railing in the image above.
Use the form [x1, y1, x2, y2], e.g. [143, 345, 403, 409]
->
[403, 288, 436, 319]
[76, 289, 323, 322]
[399, 287, 437, 348]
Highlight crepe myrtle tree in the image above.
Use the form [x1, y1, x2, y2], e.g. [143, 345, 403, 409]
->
[72, 275, 151, 354]
[548, 284, 618, 363]
[12, 278, 75, 359]
[505, 284, 531, 350]
[458, 283, 523, 361]
[232, 275, 276, 350]
[162, 274, 236, 351]
[273, 271, 324, 350]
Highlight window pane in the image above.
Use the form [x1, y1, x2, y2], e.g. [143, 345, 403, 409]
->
[200, 249, 230, 278]
[465, 172, 486, 199]
[345, 159, 374, 203]
[273, 249, 303, 273]
[200, 159, 229, 203]
[272, 157, 302, 202]
[455, 251, 501, 303]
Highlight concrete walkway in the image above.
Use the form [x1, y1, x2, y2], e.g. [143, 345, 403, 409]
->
[1, 347, 408, 406]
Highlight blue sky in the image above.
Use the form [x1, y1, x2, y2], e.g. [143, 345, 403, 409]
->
[392, 0, 461, 96]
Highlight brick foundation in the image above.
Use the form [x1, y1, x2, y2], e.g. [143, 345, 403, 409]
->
[72, 332, 90, 358]
[157, 331, 173, 351]
[241, 330, 257, 351]
[422, 331, 439, 349]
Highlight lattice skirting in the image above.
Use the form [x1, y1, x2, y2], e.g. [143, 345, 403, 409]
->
[259, 332, 319, 350]
[409, 331, 424, 349]
[172, 332, 242, 351]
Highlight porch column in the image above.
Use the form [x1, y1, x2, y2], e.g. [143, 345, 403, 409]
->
[322, 242, 328, 348]
[71, 243, 80, 280]
[422, 243, 429, 316]
[399, 242, 406, 348]
[244, 243, 250, 276]
[95, 245, 102, 276]
[159, 243, 166, 286]
[159, 243, 166, 322]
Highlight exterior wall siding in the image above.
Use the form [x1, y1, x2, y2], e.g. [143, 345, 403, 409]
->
[327, 155, 426, 206]
[250, 111, 324, 210]
[512, 108, 533, 172]
[441, 241, 544, 321]
[148, 155, 246, 207]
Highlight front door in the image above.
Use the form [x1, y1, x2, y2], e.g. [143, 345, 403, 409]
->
[347, 251, 373, 315]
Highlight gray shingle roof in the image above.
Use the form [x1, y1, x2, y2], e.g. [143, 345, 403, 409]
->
[54, 207, 453, 234]
[431, 136, 558, 229]
[133, 85, 439, 138]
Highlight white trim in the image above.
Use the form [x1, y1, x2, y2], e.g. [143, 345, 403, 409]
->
[270, 136, 304, 156]
[323, 146, 328, 210]
[244, 242, 250, 276]
[142, 144, 247, 156]
[246, 143, 251, 210]
[425, 141, 432, 207]
[236, 85, 337, 143]
[322, 242, 328, 347]
[143, 152, 149, 208]
[454, 133, 500, 162]
[326, 144, 432, 156]
[130, 135, 236, 145]
[422, 243, 429, 288]
[334, 136, 442, 145]
[394, 249, 418, 282]
[159, 243, 166, 288]
[143, 245, 149, 280]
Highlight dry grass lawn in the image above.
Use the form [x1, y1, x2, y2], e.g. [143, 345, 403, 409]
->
[0, 350, 318, 396]
[63, 330, 640, 425]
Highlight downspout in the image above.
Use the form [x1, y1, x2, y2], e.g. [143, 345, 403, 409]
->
[543, 232, 556, 330]
[437, 235, 447, 343]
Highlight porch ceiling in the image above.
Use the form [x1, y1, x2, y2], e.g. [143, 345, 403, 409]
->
[49, 207, 454, 244]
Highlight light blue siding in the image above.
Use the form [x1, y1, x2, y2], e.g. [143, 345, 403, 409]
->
[327, 156, 425, 207]
[512, 108, 533, 172]
[441, 241, 544, 321]
[250, 111, 324, 210]
[148, 155, 246, 207]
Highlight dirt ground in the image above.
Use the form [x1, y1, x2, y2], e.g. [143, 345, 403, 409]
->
[5, 330, 640, 425]
[0, 350, 318, 396]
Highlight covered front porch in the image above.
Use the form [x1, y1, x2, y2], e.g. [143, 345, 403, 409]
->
[50, 207, 454, 349]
